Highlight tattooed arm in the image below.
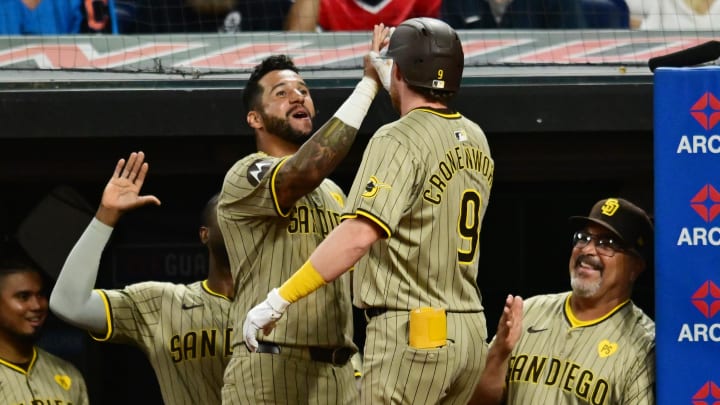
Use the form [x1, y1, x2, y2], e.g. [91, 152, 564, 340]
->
[273, 24, 390, 209]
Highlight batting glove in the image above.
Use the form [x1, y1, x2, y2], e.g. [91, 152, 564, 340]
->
[369, 51, 393, 92]
[243, 288, 290, 351]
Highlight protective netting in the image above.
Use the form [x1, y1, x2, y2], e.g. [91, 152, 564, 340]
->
[0, 0, 717, 74]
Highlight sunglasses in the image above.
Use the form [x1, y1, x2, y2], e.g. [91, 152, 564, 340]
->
[572, 231, 627, 258]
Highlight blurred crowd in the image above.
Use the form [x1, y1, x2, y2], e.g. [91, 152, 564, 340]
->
[0, 0, 717, 35]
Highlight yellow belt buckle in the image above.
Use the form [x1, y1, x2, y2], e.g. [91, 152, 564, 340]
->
[409, 307, 447, 349]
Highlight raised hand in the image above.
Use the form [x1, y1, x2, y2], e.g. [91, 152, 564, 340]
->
[96, 151, 161, 226]
[495, 294, 524, 356]
[366, 23, 394, 90]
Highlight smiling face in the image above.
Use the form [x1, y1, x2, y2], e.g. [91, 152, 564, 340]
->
[251, 69, 316, 145]
[0, 270, 48, 344]
[569, 223, 644, 302]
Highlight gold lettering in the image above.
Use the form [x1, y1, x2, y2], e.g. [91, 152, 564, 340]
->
[454, 147, 464, 169]
[316, 208, 329, 236]
[429, 174, 446, 192]
[563, 363, 580, 392]
[545, 358, 562, 385]
[287, 207, 299, 233]
[297, 206, 310, 233]
[423, 145, 494, 205]
[170, 335, 182, 363]
[510, 354, 527, 381]
[575, 369, 593, 400]
[524, 356, 547, 383]
[183, 332, 197, 359]
[591, 379, 609, 405]
[225, 328, 234, 356]
[201, 330, 217, 357]
[439, 161, 453, 181]
[287, 205, 341, 235]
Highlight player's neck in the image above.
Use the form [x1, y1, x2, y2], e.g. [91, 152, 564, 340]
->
[569, 294, 628, 321]
[207, 266, 234, 300]
[399, 92, 446, 116]
[0, 335, 35, 364]
[256, 133, 301, 157]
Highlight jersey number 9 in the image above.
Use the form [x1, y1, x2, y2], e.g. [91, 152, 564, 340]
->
[457, 190, 482, 264]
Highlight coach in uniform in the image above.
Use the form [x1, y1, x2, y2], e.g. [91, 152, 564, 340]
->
[243, 17, 493, 404]
[0, 244, 89, 404]
[470, 197, 655, 405]
[217, 27, 389, 404]
[50, 151, 234, 404]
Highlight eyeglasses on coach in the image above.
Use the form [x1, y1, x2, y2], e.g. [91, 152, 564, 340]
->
[572, 231, 627, 258]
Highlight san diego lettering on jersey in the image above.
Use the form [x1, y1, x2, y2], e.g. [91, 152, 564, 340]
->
[508, 354, 609, 405]
[170, 328, 233, 362]
[423, 145, 494, 204]
[287, 205, 341, 237]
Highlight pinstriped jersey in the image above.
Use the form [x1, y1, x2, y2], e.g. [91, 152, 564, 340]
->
[0, 347, 88, 405]
[95, 280, 232, 405]
[343, 108, 493, 311]
[218, 152, 356, 350]
[504, 292, 655, 405]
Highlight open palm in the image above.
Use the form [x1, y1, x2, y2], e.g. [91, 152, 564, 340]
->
[102, 151, 161, 212]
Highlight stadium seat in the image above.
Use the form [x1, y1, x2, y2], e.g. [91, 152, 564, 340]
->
[581, 0, 629, 28]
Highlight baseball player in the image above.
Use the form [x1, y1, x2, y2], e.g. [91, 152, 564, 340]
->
[243, 17, 493, 404]
[50, 151, 235, 405]
[0, 244, 89, 405]
[217, 26, 389, 405]
[470, 197, 655, 405]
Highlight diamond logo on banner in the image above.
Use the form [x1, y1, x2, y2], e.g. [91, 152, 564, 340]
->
[690, 92, 720, 131]
[690, 184, 720, 223]
[691, 381, 720, 405]
[691, 281, 720, 319]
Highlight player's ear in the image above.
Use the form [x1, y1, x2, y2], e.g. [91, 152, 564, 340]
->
[393, 63, 403, 83]
[628, 254, 645, 282]
[199, 226, 209, 245]
[247, 110, 262, 129]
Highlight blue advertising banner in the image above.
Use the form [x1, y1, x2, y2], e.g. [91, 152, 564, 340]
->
[655, 67, 720, 404]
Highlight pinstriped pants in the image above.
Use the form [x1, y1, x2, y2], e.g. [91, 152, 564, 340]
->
[360, 311, 488, 405]
[221, 348, 358, 404]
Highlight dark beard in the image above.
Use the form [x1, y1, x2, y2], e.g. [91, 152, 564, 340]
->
[260, 112, 312, 146]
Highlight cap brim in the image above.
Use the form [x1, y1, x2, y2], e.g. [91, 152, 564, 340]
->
[568, 216, 626, 244]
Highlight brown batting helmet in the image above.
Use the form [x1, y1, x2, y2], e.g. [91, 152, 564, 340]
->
[384, 17, 464, 92]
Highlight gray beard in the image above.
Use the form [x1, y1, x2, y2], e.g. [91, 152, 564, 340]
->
[570, 273, 601, 297]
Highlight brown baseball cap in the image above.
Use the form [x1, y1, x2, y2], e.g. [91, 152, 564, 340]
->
[569, 198, 654, 262]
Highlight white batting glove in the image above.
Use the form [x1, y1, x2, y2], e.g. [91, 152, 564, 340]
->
[243, 288, 290, 351]
[369, 51, 393, 92]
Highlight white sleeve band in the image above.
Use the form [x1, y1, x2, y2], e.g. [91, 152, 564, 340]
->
[333, 76, 379, 130]
[49, 217, 113, 331]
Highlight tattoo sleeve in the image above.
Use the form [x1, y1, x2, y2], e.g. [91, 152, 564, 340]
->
[274, 116, 358, 209]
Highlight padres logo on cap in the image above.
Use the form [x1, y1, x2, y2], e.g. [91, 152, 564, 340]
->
[601, 199, 620, 216]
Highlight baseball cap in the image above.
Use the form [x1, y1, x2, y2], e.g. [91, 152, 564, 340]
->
[569, 198, 654, 263]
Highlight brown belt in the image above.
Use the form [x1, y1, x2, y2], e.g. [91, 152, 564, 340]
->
[255, 342, 354, 366]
